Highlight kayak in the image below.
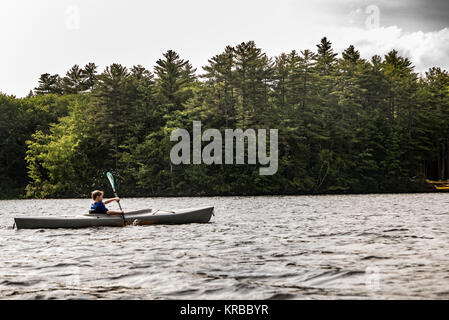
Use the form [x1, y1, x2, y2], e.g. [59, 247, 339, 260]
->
[14, 206, 214, 230]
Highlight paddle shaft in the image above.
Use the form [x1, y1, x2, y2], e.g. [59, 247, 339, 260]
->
[106, 172, 125, 225]
[112, 190, 122, 211]
[113, 189, 125, 224]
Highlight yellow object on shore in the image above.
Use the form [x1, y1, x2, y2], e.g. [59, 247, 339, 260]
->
[426, 179, 449, 191]
[434, 185, 449, 190]
[425, 179, 449, 185]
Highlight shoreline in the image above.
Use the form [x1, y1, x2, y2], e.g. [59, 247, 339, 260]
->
[0, 190, 441, 201]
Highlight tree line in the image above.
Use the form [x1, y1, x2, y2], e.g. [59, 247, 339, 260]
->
[1, 37, 448, 199]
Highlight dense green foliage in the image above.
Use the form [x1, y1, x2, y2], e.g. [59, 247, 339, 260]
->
[1, 38, 448, 198]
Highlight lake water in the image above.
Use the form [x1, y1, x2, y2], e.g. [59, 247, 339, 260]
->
[1, 193, 448, 299]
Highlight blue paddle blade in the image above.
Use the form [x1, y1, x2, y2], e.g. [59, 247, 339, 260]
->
[106, 172, 115, 190]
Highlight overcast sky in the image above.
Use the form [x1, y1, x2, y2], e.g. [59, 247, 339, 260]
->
[1, 0, 448, 97]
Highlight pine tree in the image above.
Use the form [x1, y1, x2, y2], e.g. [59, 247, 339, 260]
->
[34, 73, 63, 95]
[202, 46, 236, 127]
[87, 64, 131, 171]
[306, 37, 338, 191]
[233, 41, 274, 127]
[82, 62, 98, 91]
[154, 50, 196, 112]
[62, 65, 85, 94]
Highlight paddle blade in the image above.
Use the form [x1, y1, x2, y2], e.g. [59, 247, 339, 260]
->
[106, 172, 115, 190]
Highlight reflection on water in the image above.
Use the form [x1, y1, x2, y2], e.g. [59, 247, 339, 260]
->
[1, 194, 449, 299]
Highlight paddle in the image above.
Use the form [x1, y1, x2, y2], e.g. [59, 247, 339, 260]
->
[106, 172, 126, 226]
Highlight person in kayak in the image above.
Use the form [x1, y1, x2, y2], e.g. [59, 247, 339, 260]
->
[90, 190, 123, 215]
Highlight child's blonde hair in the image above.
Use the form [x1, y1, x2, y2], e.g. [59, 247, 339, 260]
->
[91, 190, 104, 200]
